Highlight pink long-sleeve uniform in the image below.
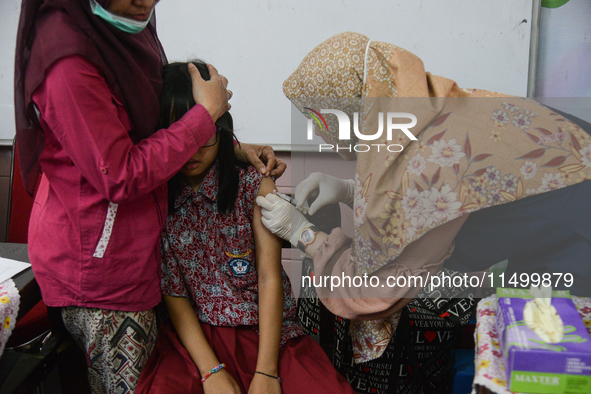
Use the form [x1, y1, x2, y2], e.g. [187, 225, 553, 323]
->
[28, 55, 216, 311]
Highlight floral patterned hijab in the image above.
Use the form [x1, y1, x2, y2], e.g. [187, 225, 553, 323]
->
[284, 32, 591, 361]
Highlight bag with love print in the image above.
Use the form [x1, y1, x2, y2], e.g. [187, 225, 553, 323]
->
[297, 256, 341, 359]
[296, 202, 343, 355]
[332, 269, 477, 394]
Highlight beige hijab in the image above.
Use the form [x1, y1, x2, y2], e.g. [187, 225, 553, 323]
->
[284, 32, 591, 362]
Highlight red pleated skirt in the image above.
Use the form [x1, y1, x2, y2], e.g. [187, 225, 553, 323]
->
[136, 321, 356, 394]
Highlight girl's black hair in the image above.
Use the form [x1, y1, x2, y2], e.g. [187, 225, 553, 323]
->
[160, 60, 241, 214]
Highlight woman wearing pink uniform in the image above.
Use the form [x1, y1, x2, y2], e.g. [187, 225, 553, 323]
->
[14, 1, 283, 392]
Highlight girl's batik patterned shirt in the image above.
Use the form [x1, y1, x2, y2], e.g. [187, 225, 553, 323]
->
[161, 163, 303, 345]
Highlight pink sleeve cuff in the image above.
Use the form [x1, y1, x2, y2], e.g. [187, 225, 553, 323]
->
[178, 103, 216, 148]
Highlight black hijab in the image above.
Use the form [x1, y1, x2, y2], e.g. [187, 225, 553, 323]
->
[15, 0, 166, 195]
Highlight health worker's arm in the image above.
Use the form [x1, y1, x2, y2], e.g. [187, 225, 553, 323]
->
[308, 215, 470, 321]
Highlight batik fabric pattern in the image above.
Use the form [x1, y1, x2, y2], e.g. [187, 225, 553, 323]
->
[283, 31, 591, 362]
[161, 164, 303, 345]
[61, 306, 158, 394]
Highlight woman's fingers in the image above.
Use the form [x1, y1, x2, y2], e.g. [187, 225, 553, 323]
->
[259, 146, 277, 176]
[240, 144, 286, 177]
[270, 158, 287, 179]
[206, 64, 227, 87]
[188, 63, 230, 122]
[248, 146, 269, 176]
[255, 194, 282, 211]
[255, 195, 274, 211]
[294, 177, 320, 211]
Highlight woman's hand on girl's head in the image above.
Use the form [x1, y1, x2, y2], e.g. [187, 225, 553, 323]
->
[188, 63, 231, 122]
[202, 369, 242, 394]
[248, 373, 282, 394]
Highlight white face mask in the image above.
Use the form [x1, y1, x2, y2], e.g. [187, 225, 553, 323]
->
[90, 0, 153, 34]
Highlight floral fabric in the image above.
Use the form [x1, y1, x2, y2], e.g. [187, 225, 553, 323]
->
[161, 164, 303, 346]
[92, 202, 118, 258]
[0, 279, 19, 357]
[283, 31, 591, 361]
[473, 295, 591, 394]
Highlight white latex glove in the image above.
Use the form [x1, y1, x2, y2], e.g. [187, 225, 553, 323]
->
[294, 173, 355, 216]
[256, 193, 313, 247]
[523, 285, 564, 343]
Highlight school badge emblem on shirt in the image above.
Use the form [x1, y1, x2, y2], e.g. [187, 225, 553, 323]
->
[226, 249, 252, 276]
[228, 258, 251, 276]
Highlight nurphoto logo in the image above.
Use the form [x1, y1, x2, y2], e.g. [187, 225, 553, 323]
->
[304, 107, 417, 153]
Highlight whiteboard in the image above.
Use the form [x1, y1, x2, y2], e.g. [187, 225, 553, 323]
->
[0, 0, 536, 146]
[0, 0, 21, 143]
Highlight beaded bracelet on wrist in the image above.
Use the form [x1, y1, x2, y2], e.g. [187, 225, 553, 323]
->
[201, 363, 225, 383]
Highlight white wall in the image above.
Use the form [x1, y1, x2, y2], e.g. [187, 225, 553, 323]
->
[535, 0, 591, 123]
[0, 0, 21, 144]
[0, 0, 536, 144]
[156, 0, 535, 146]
